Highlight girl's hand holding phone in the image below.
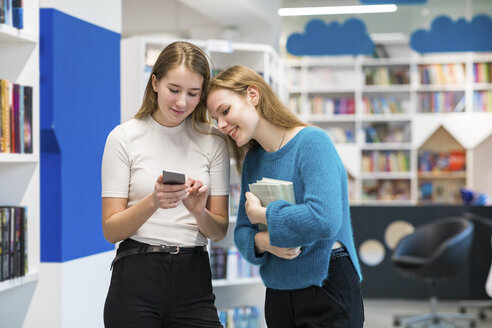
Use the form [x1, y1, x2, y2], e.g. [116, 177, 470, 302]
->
[153, 174, 190, 209]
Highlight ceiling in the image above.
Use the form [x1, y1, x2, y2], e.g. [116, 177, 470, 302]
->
[121, 0, 492, 51]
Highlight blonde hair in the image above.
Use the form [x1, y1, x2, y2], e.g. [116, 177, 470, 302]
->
[207, 65, 307, 172]
[135, 41, 211, 128]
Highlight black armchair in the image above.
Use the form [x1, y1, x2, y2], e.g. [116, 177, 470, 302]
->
[391, 216, 476, 327]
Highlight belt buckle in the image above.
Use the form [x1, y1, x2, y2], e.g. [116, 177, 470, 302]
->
[169, 246, 179, 255]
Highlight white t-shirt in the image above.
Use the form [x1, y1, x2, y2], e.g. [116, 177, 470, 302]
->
[101, 115, 230, 246]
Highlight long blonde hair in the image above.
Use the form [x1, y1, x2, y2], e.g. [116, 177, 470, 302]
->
[207, 65, 307, 172]
[135, 41, 211, 128]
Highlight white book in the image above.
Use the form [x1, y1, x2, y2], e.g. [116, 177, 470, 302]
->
[248, 177, 296, 231]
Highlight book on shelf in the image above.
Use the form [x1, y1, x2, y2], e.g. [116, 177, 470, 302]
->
[0, 206, 27, 282]
[12, 0, 23, 29]
[0, 80, 33, 153]
[218, 306, 261, 328]
[0, 0, 22, 29]
[0, 0, 5, 24]
[248, 178, 295, 231]
[210, 246, 259, 280]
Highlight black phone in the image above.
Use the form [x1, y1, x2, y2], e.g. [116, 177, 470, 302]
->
[162, 170, 186, 185]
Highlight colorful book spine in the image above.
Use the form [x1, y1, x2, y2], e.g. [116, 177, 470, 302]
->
[0, 206, 27, 281]
[0, 80, 33, 153]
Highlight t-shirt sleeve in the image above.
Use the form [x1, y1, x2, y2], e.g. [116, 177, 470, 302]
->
[101, 126, 131, 198]
[209, 135, 230, 196]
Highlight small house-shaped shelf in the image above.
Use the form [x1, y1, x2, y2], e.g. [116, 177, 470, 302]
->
[417, 126, 466, 204]
[471, 132, 492, 200]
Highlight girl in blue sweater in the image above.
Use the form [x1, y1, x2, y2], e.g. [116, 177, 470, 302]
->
[207, 65, 364, 328]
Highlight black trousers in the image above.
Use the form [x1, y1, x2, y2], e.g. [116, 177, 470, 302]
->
[265, 250, 365, 328]
[104, 239, 222, 328]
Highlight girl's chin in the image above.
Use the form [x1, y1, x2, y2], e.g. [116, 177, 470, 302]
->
[235, 138, 248, 147]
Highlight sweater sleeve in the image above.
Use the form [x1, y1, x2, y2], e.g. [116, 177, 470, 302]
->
[233, 156, 269, 266]
[267, 130, 346, 248]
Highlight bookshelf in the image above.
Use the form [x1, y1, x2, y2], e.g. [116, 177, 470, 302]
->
[284, 51, 492, 205]
[0, 0, 39, 292]
[121, 36, 274, 328]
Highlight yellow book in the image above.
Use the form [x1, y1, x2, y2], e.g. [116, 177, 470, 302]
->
[487, 91, 492, 113]
[1, 80, 11, 153]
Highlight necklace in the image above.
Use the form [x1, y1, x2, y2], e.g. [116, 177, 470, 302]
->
[277, 130, 287, 151]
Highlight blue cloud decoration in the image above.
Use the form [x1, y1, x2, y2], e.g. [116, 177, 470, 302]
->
[360, 0, 427, 4]
[410, 14, 492, 53]
[286, 18, 374, 56]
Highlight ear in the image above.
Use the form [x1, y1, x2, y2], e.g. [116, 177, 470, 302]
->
[151, 74, 159, 92]
[247, 86, 259, 106]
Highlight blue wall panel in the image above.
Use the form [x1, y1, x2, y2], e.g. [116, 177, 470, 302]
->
[40, 8, 120, 262]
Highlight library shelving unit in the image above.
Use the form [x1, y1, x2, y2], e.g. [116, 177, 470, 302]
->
[284, 50, 492, 205]
[0, 1, 40, 292]
[121, 36, 276, 327]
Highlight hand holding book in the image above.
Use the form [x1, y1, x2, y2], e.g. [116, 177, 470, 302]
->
[244, 192, 267, 226]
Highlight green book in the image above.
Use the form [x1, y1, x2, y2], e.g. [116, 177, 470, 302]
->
[248, 177, 295, 231]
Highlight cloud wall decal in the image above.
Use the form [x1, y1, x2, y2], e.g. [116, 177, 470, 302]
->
[410, 14, 492, 53]
[286, 18, 374, 56]
[360, 0, 427, 4]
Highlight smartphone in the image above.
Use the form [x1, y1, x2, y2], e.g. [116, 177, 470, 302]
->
[162, 170, 186, 185]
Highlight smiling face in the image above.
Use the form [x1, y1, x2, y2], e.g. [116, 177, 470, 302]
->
[207, 87, 260, 147]
[152, 64, 204, 127]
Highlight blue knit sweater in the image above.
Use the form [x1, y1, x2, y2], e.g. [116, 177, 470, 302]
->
[234, 126, 362, 290]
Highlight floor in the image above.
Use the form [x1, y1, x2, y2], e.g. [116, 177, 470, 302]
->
[364, 299, 492, 328]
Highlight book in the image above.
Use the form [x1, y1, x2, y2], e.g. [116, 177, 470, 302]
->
[12, 0, 23, 29]
[248, 177, 295, 231]
[23, 85, 32, 153]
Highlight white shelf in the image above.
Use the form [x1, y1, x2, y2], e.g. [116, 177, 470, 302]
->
[361, 58, 411, 66]
[0, 24, 37, 43]
[361, 172, 413, 180]
[0, 272, 39, 293]
[213, 276, 262, 287]
[302, 114, 356, 122]
[360, 199, 413, 205]
[473, 83, 492, 91]
[363, 85, 411, 93]
[417, 84, 467, 92]
[0, 154, 39, 163]
[361, 114, 412, 121]
[362, 143, 412, 150]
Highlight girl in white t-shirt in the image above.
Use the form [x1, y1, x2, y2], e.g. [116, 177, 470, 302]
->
[102, 41, 229, 328]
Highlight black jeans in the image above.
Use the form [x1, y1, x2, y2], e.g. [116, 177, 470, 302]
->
[265, 249, 365, 328]
[104, 239, 222, 328]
